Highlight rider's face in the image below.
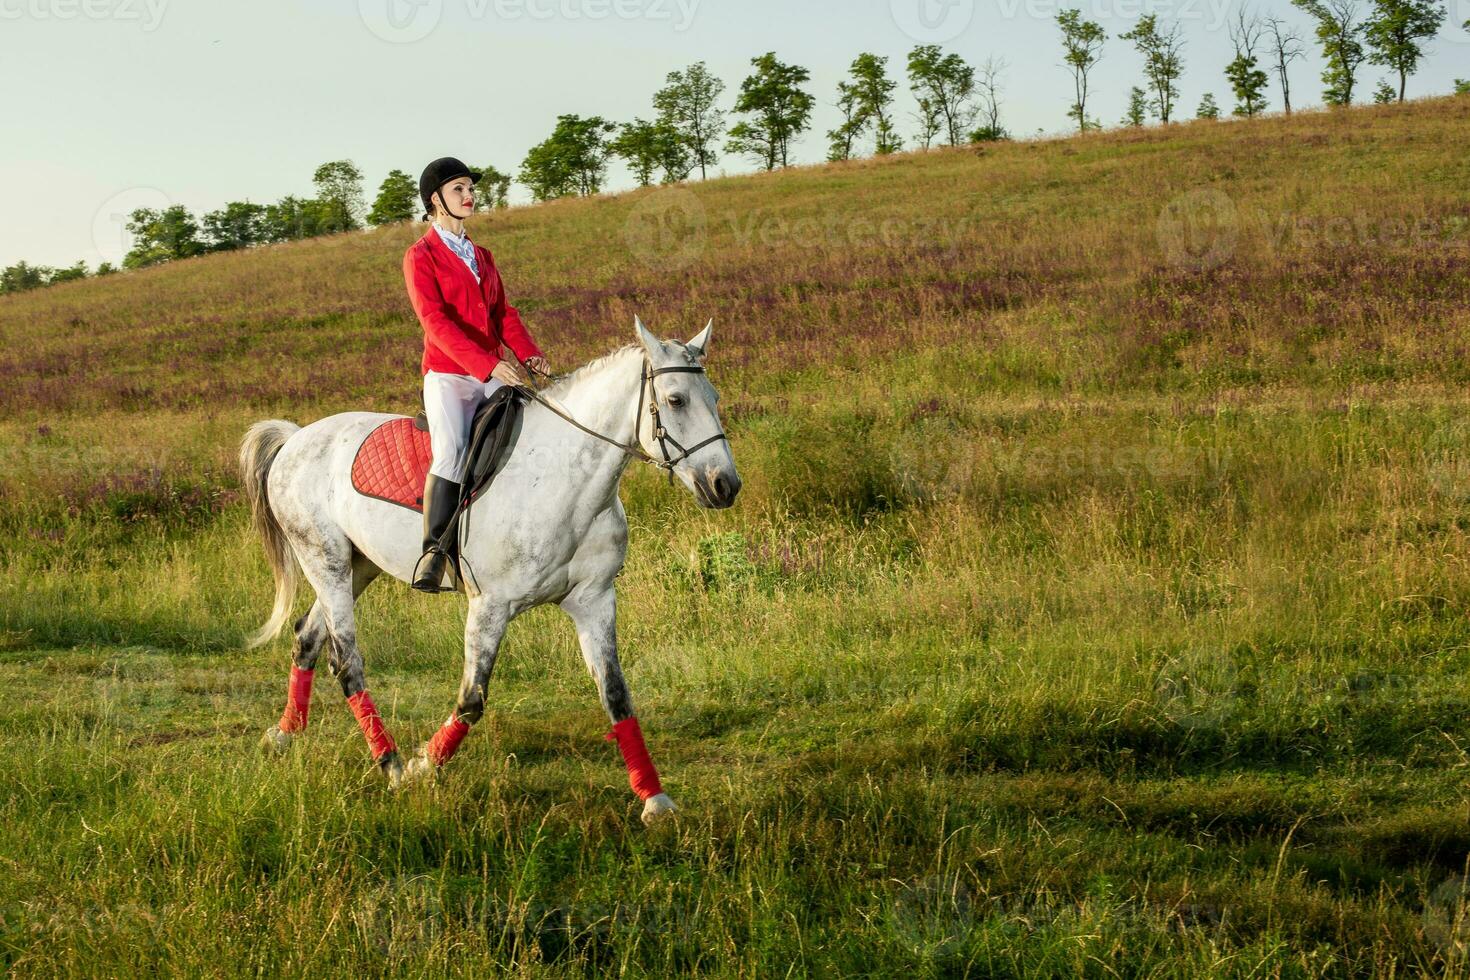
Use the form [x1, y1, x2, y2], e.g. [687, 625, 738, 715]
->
[437, 178, 475, 218]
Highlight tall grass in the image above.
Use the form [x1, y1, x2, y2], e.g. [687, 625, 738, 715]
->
[1, 97, 1469, 976]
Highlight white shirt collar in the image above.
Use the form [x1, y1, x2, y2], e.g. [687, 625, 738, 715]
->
[433, 222, 471, 246]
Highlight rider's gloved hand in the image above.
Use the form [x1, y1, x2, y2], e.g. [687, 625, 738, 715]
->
[490, 360, 530, 388]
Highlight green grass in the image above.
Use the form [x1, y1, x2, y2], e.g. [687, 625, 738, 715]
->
[3, 98, 1470, 976]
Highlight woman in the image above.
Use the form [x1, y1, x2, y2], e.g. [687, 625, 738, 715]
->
[403, 156, 551, 592]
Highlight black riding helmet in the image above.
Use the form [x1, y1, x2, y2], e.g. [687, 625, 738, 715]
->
[419, 157, 482, 220]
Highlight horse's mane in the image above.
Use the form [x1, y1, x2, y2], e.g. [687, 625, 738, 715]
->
[540, 339, 698, 396]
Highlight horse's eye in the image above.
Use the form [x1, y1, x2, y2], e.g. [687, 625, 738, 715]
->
[667, 394, 685, 408]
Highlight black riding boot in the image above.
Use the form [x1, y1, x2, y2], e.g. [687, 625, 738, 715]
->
[412, 475, 462, 593]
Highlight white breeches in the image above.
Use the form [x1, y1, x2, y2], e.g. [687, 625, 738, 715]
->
[423, 371, 506, 482]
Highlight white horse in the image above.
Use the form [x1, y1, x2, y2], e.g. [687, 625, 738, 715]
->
[239, 318, 740, 824]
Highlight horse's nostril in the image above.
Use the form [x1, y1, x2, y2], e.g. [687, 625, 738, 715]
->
[714, 476, 729, 500]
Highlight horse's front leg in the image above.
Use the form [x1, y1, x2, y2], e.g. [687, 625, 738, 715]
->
[398, 595, 509, 785]
[562, 582, 676, 825]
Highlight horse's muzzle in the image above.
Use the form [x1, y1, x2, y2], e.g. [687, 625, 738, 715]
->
[693, 470, 741, 509]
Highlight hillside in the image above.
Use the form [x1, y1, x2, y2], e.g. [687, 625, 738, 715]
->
[3, 98, 1470, 976]
[5, 98, 1469, 417]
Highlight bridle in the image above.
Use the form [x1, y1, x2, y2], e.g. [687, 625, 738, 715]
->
[509, 349, 729, 482]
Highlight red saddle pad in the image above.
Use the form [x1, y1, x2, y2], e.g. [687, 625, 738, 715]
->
[351, 418, 433, 512]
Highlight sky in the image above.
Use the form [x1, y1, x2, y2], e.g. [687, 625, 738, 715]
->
[2, 0, 1467, 270]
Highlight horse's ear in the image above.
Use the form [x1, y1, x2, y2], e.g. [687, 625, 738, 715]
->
[686, 319, 712, 361]
[634, 316, 662, 356]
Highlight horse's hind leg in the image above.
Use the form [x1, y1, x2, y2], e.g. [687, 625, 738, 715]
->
[261, 556, 380, 754]
[399, 596, 510, 785]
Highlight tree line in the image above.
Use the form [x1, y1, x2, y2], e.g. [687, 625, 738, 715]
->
[1062, 0, 1461, 130]
[514, 47, 1008, 203]
[5, 10, 1467, 296]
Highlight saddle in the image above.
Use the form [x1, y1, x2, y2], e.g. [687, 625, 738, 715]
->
[350, 385, 526, 514]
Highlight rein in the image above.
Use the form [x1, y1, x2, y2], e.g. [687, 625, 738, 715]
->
[508, 350, 728, 482]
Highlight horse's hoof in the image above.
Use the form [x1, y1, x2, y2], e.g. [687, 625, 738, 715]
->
[385, 752, 435, 791]
[378, 751, 406, 787]
[260, 726, 292, 756]
[640, 793, 678, 826]
[395, 753, 435, 789]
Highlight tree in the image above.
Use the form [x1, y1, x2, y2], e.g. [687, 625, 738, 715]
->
[1197, 92, 1222, 119]
[852, 53, 902, 155]
[614, 119, 662, 186]
[725, 52, 814, 171]
[1457, 78, 1470, 95]
[123, 206, 202, 268]
[1121, 14, 1186, 123]
[1372, 78, 1398, 101]
[262, 195, 324, 243]
[0, 261, 53, 294]
[827, 79, 866, 162]
[1057, 9, 1107, 132]
[49, 261, 87, 284]
[474, 166, 513, 209]
[367, 170, 417, 226]
[911, 93, 943, 149]
[613, 118, 692, 186]
[969, 57, 1008, 141]
[653, 62, 726, 180]
[1265, 16, 1307, 113]
[519, 114, 617, 201]
[1292, 0, 1368, 105]
[1122, 85, 1149, 125]
[201, 201, 268, 249]
[311, 160, 364, 233]
[831, 54, 904, 160]
[1226, 7, 1271, 117]
[1363, 0, 1447, 102]
[906, 45, 977, 146]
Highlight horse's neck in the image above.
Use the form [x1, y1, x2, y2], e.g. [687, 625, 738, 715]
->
[552, 348, 644, 444]
[537, 348, 644, 498]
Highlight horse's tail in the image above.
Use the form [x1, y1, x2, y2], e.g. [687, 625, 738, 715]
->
[240, 419, 302, 650]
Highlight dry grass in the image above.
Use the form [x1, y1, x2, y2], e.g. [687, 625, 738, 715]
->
[2, 96, 1470, 977]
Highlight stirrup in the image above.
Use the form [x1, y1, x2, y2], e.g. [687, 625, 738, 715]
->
[411, 547, 460, 593]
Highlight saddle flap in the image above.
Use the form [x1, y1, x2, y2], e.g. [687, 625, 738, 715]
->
[350, 387, 525, 514]
[464, 386, 526, 498]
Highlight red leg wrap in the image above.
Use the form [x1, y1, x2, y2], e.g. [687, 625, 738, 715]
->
[346, 690, 396, 761]
[426, 713, 471, 766]
[605, 716, 664, 800]
[278, 666, 314, 733]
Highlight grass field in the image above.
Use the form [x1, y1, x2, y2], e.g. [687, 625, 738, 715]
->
[2, 97, 1470, 976]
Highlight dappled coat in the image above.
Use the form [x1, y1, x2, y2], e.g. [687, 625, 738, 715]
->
[402, 228, 544, 382]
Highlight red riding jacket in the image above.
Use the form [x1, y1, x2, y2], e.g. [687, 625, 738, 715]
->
[402, 227, 544, 382]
